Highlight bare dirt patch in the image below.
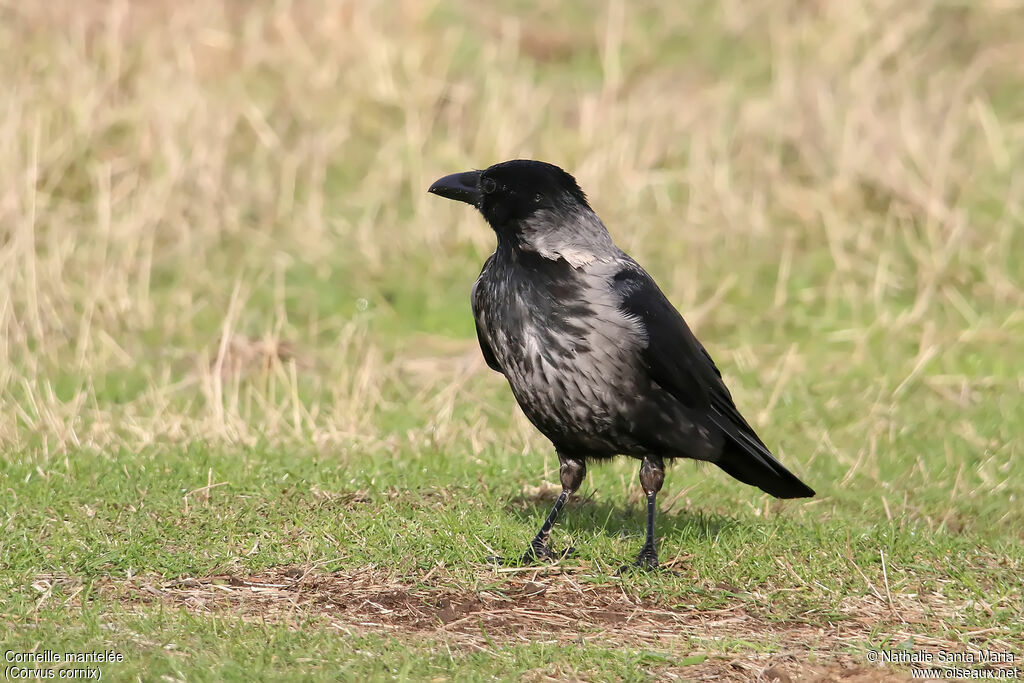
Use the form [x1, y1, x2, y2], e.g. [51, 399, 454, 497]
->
[35, 566, 1006, 680]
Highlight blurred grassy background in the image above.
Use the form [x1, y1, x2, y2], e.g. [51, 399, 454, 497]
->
[1, 0, 1022, 680]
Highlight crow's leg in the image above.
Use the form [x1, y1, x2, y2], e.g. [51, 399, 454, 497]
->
[622, 455, 665, 571]
[519, 454, 586, 563]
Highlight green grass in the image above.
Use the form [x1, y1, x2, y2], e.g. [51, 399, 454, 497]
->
[3, 444, 1021, 679]
[2, 0, 1023, 680]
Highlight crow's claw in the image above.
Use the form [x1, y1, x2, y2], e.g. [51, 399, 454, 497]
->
[615, 547, 660, 575]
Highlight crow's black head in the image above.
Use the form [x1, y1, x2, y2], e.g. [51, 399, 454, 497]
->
[477, 160, 588, 227]
[428, 159, 588, 230]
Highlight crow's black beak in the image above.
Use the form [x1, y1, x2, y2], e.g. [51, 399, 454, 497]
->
[428, 170, 482, 206]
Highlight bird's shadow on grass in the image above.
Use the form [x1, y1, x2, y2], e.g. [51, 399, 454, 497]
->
[504, 490, 740, 549]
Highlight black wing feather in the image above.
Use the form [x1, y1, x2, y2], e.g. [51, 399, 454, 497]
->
[613, 264, 722, 412]
[615, 262, 814, 498]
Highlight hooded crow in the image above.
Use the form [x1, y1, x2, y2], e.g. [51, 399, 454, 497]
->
[429, 159, 814, 569]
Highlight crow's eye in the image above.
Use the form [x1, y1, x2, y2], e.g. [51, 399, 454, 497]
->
[534, 193, 543, 203]
[481, 178, 497, 194]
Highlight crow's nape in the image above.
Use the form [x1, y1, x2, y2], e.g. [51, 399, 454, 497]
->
[715, 442, 815, 499]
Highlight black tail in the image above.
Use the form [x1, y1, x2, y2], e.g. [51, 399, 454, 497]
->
[707, 404, 815, 499]
[716, 440, 815, 498]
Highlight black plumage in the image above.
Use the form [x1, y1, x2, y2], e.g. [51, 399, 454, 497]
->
[428, 159, 813, 569]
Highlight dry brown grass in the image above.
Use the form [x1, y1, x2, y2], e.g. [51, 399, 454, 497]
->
[41, 564, 1017, 680]
[2, 0, 1021, 460]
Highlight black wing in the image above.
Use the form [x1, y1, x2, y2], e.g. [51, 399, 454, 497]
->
[471, 256, 503, 375]
[615, 261, 814, 498]
[613, 263, 725, 413]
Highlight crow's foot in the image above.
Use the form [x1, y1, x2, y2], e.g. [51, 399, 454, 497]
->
[485, 545, 574, 567]
[615, 546, 663, 575]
